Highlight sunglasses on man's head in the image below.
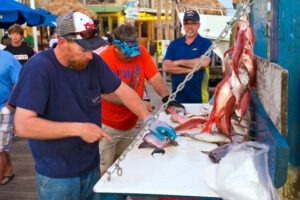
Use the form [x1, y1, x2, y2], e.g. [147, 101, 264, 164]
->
[62, 28, 99, 40]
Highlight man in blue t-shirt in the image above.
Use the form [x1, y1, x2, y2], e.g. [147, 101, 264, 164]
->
[0, 50, 21, 185]
[9, 11, 174, 200]
[163, 10, 212, 103]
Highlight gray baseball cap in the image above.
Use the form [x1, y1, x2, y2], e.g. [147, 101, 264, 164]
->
[56, 11, 105, 50]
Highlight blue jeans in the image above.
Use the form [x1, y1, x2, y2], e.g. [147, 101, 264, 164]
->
[36, 167, 126, 200]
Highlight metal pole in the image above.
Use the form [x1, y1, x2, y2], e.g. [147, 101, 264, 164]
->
[30, 0, 39, 52]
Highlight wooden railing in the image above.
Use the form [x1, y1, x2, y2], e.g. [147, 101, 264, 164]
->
[176, 4, 228, 16]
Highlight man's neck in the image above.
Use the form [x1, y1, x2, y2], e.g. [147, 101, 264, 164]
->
[54, 47, 69, 67]
[11, 41, 22, 47]
[185, 35, 197, 45]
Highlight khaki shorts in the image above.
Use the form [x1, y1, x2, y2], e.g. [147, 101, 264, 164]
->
[99, 124, 138, 172]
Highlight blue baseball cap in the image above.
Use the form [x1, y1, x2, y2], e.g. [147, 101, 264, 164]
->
[183, 10, 200, 22]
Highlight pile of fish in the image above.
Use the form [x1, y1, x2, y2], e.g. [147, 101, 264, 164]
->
[138, 133, 178, 156]
[167, 106, 232, 144]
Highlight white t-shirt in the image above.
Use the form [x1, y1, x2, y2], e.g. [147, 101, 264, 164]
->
[49, 38, 58, 48]
[0, 43, 6, 50]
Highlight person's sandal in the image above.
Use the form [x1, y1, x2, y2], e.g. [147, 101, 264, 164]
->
[1, 174, 15, 185]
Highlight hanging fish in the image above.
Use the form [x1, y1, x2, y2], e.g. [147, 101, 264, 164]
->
[138, 133, 179, 156]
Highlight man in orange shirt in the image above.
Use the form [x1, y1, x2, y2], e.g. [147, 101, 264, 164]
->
[99, 23, 185, 175]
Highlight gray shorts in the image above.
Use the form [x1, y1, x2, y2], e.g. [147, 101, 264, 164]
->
[0, 110, 14, 152]
[99, 124, 138, 172]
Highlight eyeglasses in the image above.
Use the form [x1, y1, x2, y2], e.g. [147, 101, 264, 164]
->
[183, 22, 199, 26]
[62, 28, 99, 39]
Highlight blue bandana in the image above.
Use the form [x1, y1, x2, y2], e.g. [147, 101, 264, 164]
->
[113, 38, 140, 57]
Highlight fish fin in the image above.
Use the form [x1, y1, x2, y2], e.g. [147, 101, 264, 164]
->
[237, 89, 251, 122]
[138, 142, 155, 149]
[201, 119, 214, 134]
[151, 148, 165, 156]
[201, 150, 210, 154]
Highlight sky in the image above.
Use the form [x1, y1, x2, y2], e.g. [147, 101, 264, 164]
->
[217, 0, 235, 16]
[218, 0, 271, 15]
[218, 0, 233, 9]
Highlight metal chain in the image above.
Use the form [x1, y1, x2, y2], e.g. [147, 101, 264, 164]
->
[105, 0, 254, 181]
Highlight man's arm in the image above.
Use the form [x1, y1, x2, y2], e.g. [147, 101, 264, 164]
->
[101, 93, 122, 105]
[174, 56, 211, 69]
[14, 108, 111, 143]
[163, 60, 192, 74]
[147, 73, 170, 98]
[163, 56, 211, 74]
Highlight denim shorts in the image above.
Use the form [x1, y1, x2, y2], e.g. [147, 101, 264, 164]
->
[36, 166, 126, 200]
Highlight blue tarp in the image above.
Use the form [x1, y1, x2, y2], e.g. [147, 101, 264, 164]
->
[0, 0, 44, 28]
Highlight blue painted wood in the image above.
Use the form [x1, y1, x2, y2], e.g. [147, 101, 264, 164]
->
[271, 0, 300, 166]
[270, 0, 279, 62]
[251, 91, 289, 188]
[250, 0, 268, 59]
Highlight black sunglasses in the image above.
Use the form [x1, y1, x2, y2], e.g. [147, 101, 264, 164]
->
[62, 28, 99, 39]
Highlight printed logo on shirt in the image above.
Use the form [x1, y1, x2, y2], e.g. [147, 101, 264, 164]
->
[14, 54, 29, 60]
[192, 48, 198, 51]
[92, 96, 100, 104]
[117, 64, 141, 90]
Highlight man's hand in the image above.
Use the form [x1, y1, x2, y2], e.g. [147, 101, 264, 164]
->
[78, 123, 112, 143]
[162, 95, 186, 114]
[144, 116, 177, 140]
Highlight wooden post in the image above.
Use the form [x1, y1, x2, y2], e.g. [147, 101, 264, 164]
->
[157, 0, 163, 40]
[170, 0, 175, 41]
[164, 0, 169, 40]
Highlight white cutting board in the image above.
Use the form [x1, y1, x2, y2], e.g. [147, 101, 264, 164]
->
[94, 104, 220, 198]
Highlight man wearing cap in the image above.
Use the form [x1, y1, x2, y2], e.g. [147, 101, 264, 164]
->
[98, 23, 185, 176]
[9, 12, 175, 200]
[163, 10, 212, 103]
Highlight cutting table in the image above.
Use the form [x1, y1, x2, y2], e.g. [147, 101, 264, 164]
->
[94, 97, 289, 197]
[94, 104, 221, 198]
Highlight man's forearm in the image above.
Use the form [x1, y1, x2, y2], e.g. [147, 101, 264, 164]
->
[101, 93, 123, 105]
[174, 56, 211, 69]
[163, 56, 211, 75]
[163, 60, 193, 74]
[148, 73, 170, 98]
[14, 108, 84, 139]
